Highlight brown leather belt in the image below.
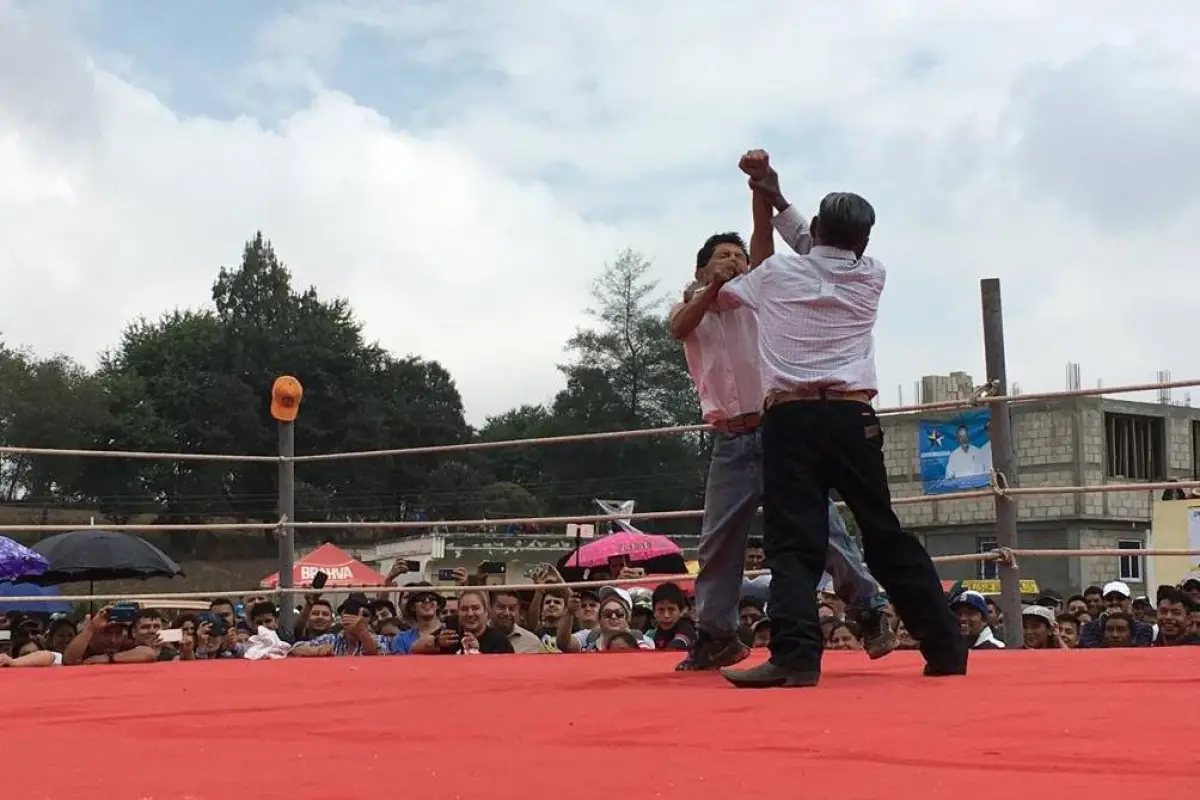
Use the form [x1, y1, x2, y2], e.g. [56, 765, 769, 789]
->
[712, 412, 761, 435]
[764, 388, 875, 410]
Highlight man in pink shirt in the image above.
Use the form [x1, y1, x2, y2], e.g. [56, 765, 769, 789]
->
[667, 159, 894, 672]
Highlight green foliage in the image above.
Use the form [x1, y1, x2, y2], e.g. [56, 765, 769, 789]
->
[0, 236, 707, 537]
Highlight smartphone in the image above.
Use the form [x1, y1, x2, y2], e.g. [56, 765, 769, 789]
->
[481, 561, 507, 575]
[198, 611, 228, 637]
[107, 604, 137, 624]
[158, 628, 184, 644]
[437, 568, 457, 582]
[0, 630, 10, 642]
[404, 560, 421, 572]
[311, 570, 328, 590]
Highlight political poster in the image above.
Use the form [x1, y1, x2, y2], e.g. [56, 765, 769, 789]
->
[918, 408, 993, 495]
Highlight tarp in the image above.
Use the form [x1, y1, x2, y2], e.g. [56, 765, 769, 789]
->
[260, 543, 385, 588]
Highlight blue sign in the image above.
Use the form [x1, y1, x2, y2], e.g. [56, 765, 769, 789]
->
[918, 409, 993, 495]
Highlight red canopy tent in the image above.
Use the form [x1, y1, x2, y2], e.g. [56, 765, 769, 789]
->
[260, 543, 385, 588]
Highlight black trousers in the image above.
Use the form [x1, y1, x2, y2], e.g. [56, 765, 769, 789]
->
[761, 399, 960, 670]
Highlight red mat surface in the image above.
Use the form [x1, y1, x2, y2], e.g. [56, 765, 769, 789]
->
[7, 648, 1197, 800]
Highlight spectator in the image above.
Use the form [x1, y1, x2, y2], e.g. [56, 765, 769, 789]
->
[1055, 613, 1081, 648]
[950, 591, 1004, 649]
[1077, 581, 1153, 648]
[1064, 594, 1088, 617]
[0, 629, 61, 667]
[1100, 611, 1137, 648]
[1034, 590, 1062, 611]
[1082, 585, 1104, 618]
[894, 618, 919, 650]
[248, 602, 281, 634]
[488, 590, 543, 653]
[558, 587, 652, 652]
[629, 589, 654, 632]
[63, 606, 165, 666]
[44, 617, 76, 654]
[739, 597, 765, 629]
[825, 620, 862, 651]
[369, 600, 398, 633]
[293, 596, 337, 642]
[291, 597, 381, 657]
[401, 590, 514, 655]
[1179, 574, 1200, 603]
[1020, 606, 1062, 649]
[1152, 585, 1199, 646]
[646, 583, 695, 651]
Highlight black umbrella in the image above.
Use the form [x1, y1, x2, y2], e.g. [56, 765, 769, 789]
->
[27, 530, 184, 586]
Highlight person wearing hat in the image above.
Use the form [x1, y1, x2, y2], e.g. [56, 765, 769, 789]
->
[950, 591, 1004, 649]
[1076, 581, 1153, 648]
[1020, 605, 1063, 649]
[556, 587, 653, 652]
[291, 596, 382, 657]
[387, 584, 449, 654]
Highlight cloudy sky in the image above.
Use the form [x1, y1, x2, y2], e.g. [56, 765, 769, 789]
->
[2, 0, 1198, 426]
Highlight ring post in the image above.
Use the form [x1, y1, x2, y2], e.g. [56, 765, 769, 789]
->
[271, 376, 303, 634]
[980, 279, 1023, 648]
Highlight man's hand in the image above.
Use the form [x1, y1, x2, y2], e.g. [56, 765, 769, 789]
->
[385, 560, 410, 585]
[616, 566, 646, 580]
[535, 565, 564, 584]
[0, 653, 12, 667]
[315, 643, 334, 657]
[435, 628, 459, 650]
[87, 606, 112, 632]
[739, 148, 785, 209]
[453, 567, 469, 586]
[567, 595, 582, 617]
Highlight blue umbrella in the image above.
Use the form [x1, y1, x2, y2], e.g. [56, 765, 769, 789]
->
[0, 582, 72, 614]
[0, 536, 49, 584]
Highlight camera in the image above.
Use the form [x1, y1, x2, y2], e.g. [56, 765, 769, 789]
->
[106, 604, 138, 625]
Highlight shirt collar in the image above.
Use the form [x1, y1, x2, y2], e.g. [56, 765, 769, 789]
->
[811, 245, 858, 260]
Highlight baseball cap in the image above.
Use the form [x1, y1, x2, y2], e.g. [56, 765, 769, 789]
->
[1021, 605, 1055, 626]
[1102, 581, 1131, 599]
[270, 376, 303, 422]
[598, 586, 632, 613]
[950, 590, 988, 616]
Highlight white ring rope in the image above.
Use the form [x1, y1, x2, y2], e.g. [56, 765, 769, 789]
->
[0, 377, 1196, 465]
[0, 479, 1195, 535]
[1, 378, 1198, 604]
[3, 548, 1199, 605]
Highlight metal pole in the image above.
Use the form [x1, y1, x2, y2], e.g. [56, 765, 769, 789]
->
[980, 278, 1023, 648]
[277, 421, 297, 634]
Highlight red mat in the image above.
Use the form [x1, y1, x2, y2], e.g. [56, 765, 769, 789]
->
[7, 648, 1197, 799]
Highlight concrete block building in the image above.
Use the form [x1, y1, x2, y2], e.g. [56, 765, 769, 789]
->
[885, 391, 1200, 596]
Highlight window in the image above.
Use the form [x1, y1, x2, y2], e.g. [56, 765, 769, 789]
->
[1193, 421, 1200, 479]
[1118, 539, 1142, 583]
[976, 536, 998, 580]
[1104, 413, 1165, 480]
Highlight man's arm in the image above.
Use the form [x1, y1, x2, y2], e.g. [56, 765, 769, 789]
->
[740, 149, 811, 255]
[749, 189, 775, 268]
[667, 280, 727, 341]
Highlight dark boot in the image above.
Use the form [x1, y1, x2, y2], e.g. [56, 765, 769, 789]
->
[676, 631, 750, 672]
[721, 660, 820, 688]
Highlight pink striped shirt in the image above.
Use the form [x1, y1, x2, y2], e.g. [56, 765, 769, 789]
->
[677, 207, 811, 423]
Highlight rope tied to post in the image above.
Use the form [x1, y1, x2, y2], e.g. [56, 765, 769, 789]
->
[988, 468, 1010, 497]
[969, 380, 998, 405]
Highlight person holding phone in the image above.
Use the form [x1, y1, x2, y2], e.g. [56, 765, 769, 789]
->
[61, 606, 164, 666]
[291, 597, 382, 657]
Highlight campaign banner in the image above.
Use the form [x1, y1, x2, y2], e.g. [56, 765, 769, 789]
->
[918, 408, 993, 495]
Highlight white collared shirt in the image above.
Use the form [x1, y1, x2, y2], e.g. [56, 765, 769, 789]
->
[716, 239, 884, 397]
[676, 208, 812, 422]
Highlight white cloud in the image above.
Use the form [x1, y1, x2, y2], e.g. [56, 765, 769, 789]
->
[2, 0, 1200, 431]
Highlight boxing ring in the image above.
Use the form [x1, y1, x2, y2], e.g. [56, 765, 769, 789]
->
[3, 356, 1200, 797]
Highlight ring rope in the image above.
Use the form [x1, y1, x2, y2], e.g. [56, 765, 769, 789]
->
[0, 479, 1194, 535]
[3, 547, 1198, 605]
[0, 377, 1196, 465]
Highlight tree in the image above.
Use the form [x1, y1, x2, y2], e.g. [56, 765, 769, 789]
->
[67, 233, 474, 529]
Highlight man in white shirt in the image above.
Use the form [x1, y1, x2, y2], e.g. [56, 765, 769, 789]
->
[944, 425, 984, 479]
[716, 159, 964, 688]
[667, 164, 894, 673]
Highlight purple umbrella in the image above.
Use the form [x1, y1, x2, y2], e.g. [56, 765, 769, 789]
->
[0, 536, 49, 584]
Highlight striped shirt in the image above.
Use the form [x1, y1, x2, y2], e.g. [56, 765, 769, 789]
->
[302, 631, 384, 656]
[675, 206, 813, 422]
[716, 242, 884, 397]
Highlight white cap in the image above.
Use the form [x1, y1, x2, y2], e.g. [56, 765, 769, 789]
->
[1021, 605, 1055, 625]
[598, 586, 632, 611]
[1102, 581, 1131, 598]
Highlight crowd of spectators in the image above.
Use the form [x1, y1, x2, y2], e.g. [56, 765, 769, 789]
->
[3, 554, 1198, 668]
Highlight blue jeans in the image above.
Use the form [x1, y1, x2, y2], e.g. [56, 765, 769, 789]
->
[693, 429, 884, 638]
